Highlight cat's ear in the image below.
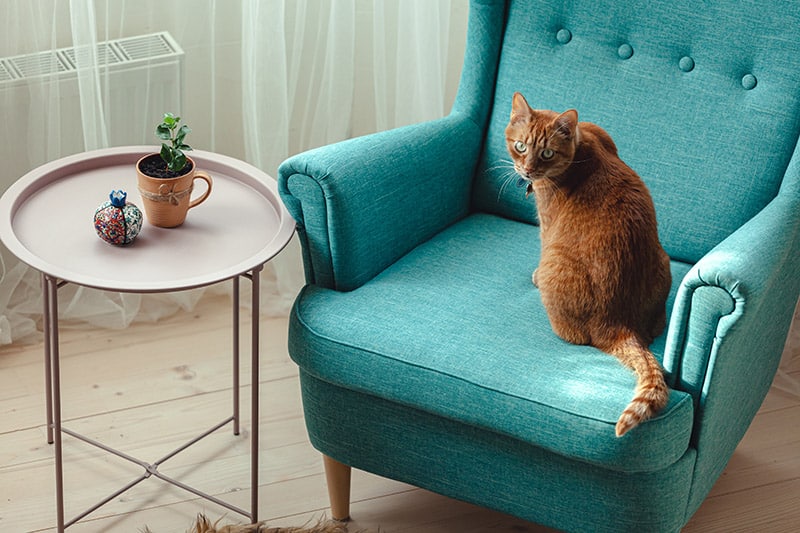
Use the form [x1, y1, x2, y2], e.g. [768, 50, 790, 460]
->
[554, 109, 579, 140]
[510, 92, 533, 123]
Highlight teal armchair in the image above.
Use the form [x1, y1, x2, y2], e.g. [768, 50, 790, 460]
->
[278, 1, 800, 531]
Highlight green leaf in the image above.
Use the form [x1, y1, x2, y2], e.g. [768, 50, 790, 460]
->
[162, 112, 178, 127]
[160, 144, 173, 165]
[175, 124, 191, 144]
[179, 124, 191, 134]
[170, 152, 187, 172]
[156, 124, 172, 140]
[179, 144, 193, 151]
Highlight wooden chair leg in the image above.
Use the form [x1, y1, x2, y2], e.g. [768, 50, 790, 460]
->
[323, 455, 352, 521]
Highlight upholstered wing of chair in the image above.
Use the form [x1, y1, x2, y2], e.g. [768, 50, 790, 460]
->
[277, 1, 800, 531]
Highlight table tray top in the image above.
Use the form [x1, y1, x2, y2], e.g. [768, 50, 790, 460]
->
[0, 146, 295, 292]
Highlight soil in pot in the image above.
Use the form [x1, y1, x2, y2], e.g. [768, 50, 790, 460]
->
[138, 153, 194, 179]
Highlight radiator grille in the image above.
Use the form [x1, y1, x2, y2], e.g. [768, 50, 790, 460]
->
[62, 43, 123, 69]
[0, 61, 13, 82]
[6, 50, 67, 79]
[117, 34, 177, 61]
[0, 32, 182, 84]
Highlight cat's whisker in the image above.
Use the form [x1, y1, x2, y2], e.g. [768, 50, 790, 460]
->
[488, 159, 529, 203]
[486, 159, 514, 170]
[497, 176, 512, 202]
[486, 160, 516, 173]
[497, 171, 524, 203]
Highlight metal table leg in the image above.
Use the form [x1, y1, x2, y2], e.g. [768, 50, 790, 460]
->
[42, 269, 263, 529]
[233, 276, 241, 436]
[41, 273, 53, 445]
[43, 274, 66, 532]
[250, 265, 262, 523]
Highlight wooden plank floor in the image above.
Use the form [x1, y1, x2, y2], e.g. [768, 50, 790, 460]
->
[1, 293, 798, 532]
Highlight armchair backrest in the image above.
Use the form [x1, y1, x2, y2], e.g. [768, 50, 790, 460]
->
[468, 0, 800, 263]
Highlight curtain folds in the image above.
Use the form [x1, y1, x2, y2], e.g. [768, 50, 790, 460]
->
[373, 0, 452, 130]
[69, 0, 110, 151]
[0, 0, 464, 345]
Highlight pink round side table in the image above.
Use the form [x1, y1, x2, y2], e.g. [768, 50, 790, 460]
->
[0, 146, 295, 531]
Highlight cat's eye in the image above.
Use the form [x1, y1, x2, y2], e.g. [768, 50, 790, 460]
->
[514, 141, 527, 153]
[540, 148, 555, 160]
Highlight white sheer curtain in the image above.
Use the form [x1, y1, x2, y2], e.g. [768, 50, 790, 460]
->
[0, 0, 465, 345]
[373, 0, 452, 130]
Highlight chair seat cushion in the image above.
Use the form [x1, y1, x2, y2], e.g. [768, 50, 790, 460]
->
[289, 213, 695, 473]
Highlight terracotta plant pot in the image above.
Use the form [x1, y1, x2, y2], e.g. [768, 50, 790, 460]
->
[136, 153, 212, 228]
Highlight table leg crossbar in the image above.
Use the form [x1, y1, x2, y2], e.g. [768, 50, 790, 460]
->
[58, 416, 247, 528]
[43, 268, 263, 531]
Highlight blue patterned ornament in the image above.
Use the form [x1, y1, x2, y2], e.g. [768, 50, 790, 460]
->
[94, 190, 143, 245]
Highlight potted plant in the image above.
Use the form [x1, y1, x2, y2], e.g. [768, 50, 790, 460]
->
[136, 113, 213, 228]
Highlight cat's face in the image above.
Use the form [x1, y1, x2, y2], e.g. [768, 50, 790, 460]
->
[505, 92, 579, 185]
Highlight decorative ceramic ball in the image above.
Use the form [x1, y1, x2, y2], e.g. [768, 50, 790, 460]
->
[93, 190, 143, 245]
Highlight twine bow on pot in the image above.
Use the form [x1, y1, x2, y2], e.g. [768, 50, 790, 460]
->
[138, 182, 194, 205]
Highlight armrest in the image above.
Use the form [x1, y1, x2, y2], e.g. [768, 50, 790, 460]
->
[665, 190, 800, 404]
[662, 189, 800, 512]
[278, 112, 483, 291]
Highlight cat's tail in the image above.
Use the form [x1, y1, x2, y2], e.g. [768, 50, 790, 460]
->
[603, 332, 669, 437]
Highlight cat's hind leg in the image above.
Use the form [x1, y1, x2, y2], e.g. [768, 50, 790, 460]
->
[546, 306, 592, 345]
[536, 258, 593, 346]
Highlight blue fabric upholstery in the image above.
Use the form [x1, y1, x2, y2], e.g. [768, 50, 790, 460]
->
[299, 370, 697, 533]
[473, 0, 800, 265]
[290, 214, 695, 473]
[278, 1, 800, 531]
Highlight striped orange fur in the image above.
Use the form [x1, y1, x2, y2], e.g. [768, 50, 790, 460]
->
[506, 92, 672, 437]
[603, 333, 670, 436]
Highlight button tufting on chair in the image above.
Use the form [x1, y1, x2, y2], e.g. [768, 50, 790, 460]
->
[556, 28, 572, 44]
[617, 43, 634, 59]
[679, 56, 695, 72]
[742, 73, 757, 89]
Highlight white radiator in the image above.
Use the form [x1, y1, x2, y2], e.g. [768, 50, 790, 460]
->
[0, 31, 184, 158]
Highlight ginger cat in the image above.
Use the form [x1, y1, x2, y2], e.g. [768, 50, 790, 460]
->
[505, 92, 672, 437]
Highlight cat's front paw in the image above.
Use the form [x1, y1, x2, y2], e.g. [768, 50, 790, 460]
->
[532, 269, 539, 288]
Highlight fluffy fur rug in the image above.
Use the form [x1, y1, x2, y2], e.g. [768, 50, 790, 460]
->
[142, 514, 350, 533]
